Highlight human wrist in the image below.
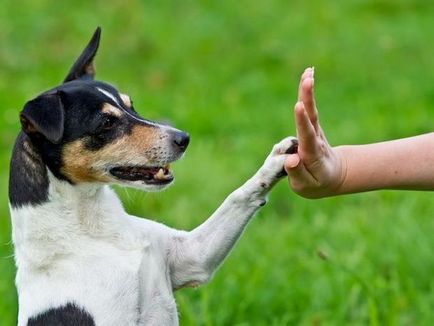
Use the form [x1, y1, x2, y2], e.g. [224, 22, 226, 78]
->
[329, 145, 350, 196]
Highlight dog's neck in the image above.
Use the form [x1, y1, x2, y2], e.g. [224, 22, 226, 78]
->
[9, 133, 125, 248]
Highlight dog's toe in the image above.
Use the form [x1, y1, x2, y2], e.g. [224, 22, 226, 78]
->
[272, 137, 298, 155]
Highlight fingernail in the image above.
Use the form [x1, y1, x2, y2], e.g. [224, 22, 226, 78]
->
[311, 66, 315, 77]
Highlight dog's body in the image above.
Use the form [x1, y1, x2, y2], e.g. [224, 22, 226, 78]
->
[9, 28, 297, 325]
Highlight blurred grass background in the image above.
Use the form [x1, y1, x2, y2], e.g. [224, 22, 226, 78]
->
[1, 0, 434, 324]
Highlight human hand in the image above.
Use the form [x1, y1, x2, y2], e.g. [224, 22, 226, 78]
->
[284, 68, 346, 198]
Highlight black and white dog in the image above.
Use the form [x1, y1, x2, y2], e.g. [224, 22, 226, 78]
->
[9, 27, 298, 325]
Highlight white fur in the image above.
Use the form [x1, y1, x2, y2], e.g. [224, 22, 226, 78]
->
[11, 137, 296, 325]
[97, 87, 121, 107]
[97, 87, 161, 128]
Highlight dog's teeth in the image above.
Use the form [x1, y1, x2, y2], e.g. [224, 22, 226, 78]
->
[155, 168, 165, 179]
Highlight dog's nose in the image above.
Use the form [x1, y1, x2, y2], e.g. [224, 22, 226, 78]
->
[173, 131, 190, 151]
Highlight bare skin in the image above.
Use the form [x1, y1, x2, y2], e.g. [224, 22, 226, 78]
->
[284, 67, 434, 198]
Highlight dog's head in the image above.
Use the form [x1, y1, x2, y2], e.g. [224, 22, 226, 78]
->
[19, 27, 189, 191]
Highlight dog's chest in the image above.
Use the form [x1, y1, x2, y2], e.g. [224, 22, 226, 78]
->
[16, 238, 139, 323]
[16, 233, 177, 325]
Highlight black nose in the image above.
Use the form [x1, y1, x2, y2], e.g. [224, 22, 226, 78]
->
[173, 131, 190, 151]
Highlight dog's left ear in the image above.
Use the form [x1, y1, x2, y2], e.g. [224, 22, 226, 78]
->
[20, 92, 65, 144]
[63, 27, 101, 83]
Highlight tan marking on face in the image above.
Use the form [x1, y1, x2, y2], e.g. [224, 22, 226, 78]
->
[61, 124, 163, 183]
[120, 93, 132, 107]
[101, 103, 123, 117]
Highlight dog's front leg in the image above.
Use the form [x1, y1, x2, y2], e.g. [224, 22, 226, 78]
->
[168, 137, 298, 289]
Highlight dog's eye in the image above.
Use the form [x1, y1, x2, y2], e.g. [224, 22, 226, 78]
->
[102, 116, 117, 130]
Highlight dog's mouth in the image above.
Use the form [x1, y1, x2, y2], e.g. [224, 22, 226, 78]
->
[109, 164, 173, 185]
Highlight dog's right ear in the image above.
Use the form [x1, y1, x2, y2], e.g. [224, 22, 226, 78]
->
[20, 92, 65, 144]
[63, 27, 101, 83]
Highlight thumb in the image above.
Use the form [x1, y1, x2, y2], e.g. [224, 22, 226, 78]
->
[284, 154, 300, 169]
[284, 154, 318, 191]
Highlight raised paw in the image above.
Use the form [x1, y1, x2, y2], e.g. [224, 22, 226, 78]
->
[272, 137, 299, 156]
[261, 136, 298, 181]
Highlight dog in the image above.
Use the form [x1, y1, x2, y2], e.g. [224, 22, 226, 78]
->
[8, 27, 298, 325]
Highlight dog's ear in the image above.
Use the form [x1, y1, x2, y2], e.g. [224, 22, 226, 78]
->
[20, 92, 65, 144]
[63, 27, 101, 83]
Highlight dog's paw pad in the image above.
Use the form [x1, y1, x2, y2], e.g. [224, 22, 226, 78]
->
[284, 138, 298, 154]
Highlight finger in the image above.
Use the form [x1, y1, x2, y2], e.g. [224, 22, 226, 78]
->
[284, 155, 318, 191]
[284, 153, 300, 169]
[297, 67, 314, 102]
[298, 67, 313, 101]
[294, 101, 318, 157]
[300, 75, 319, 131]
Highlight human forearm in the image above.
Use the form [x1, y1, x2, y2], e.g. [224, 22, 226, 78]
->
[334, 133, 434, 194]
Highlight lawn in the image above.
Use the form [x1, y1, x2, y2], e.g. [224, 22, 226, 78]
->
[1, 0, 434, 324]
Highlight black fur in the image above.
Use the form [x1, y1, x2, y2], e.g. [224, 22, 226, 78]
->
[20, 92, 65, 144]
[9, 132, 49, 208]
[64, 27, 101, 83]
[10, 80, 159, 207]
[19, 81, 142, 182]
[27, 303, 95, 326]
[9, 27, 188, 208]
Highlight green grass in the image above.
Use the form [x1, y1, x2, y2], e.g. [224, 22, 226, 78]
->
[1, 0, 434, 324]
